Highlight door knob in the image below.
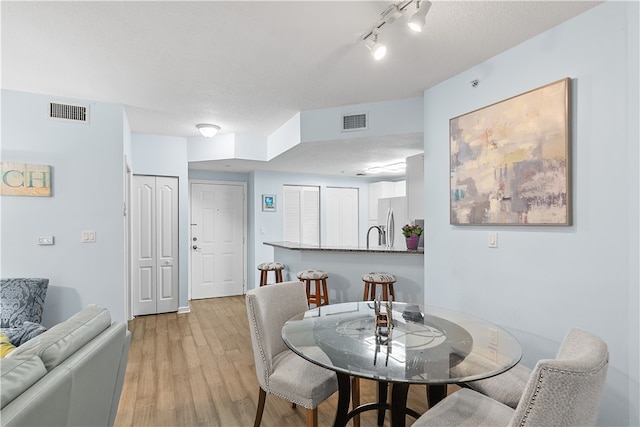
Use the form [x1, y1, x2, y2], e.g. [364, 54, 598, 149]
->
[192, 245, 199, 250]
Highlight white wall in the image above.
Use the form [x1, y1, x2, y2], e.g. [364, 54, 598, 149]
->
[131, 133, 189, 312]
[423, 2, 639, 425]
[1, 89, 127, 324]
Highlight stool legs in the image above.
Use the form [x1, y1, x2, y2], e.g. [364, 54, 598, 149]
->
[305, 278, 329, 307]
[260, 271, 268, 287]
[259, 269, 284, 286]
[363, 282, 371, 300]
[363, 282, 396, 301]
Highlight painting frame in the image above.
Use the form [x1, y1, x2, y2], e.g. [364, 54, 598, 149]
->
[449, 78, 571, 226]
[262, 194, 276, 212]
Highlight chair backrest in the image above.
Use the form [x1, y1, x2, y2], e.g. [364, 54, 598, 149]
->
[245, 281, 309, 391]
[510, 328, 609, 427]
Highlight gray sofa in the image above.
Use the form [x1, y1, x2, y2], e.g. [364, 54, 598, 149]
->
[0, 305, 131, 426]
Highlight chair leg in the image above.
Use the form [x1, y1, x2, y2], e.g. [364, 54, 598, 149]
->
[306, 407, 318, 427]
[254, 388, 266, 427]
[363, 282, 370, 300]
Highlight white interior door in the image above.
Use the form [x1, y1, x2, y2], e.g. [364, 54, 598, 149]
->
[190, 182, 245, 299]
[326, 187, 359, 247]
[283, 185, 319, 244]
[132, 175, 178, 316]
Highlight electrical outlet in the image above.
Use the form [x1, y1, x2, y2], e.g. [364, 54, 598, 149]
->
[38, 235, 54, 245]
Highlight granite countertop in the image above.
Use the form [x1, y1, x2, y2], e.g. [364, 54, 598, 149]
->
[264, 241, 424, 254]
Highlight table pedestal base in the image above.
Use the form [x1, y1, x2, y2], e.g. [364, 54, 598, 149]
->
[333, 372, 442, 427]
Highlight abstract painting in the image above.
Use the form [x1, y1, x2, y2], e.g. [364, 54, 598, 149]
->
[450, 78, 571, 225]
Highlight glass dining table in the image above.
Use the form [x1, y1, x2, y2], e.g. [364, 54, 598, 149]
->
[281, 301, 522, 427]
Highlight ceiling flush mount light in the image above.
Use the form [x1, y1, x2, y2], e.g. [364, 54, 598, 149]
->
[196, 123, 220, 138]
[365, 33, 387, 60]
[408, 0, 432, 32]
[366, 161, 406, 174]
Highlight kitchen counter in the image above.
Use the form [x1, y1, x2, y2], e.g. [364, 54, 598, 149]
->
[264, 241, 424, 304]
[264, 241, 423, 254]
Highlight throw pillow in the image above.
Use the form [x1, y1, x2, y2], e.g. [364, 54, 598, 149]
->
[0, 278, 49, 328]
[0, 332, 16, 357]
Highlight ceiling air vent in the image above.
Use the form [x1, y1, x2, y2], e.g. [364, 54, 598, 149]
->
[341, 112, 368, 132]
[49, 101, 89, 123]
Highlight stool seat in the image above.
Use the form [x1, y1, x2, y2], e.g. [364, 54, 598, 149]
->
[257, 262, 285, 286]
[257, 262, 285, 271]
[297, 269, 329, 307]
[362, 272, 396, 283]
[297, 269, 328, 280]
[362, 272, 396, 301]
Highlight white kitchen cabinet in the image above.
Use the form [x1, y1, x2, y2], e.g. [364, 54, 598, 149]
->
[368, 180, 405, 227]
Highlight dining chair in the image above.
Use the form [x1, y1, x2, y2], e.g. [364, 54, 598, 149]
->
[413, 328, 609, 426]
[245, 280, 338, 427]
[461, 362, 532, 408]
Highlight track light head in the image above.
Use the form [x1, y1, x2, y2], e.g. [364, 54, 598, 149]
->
[365, 33, 387, 60]
[408, 0, 432, 32]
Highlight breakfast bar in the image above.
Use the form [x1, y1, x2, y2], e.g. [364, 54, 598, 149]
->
[264, 241, 424, 303]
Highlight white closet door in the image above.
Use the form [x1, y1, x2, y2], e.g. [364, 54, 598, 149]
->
[326, 187, 359, 247]
[283, 186, 301, 242]
[132, 175, 178, 316]
[283, 185, 319, 245]
[155, 177, 179, 313]
[301, 186, 319, 245]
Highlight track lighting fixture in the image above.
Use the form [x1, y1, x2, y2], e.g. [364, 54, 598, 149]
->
[365, 33, 387, 60]
[361, 0, 432, 61]
[196, 123, 220, 138]
[408, 0, 432, 32]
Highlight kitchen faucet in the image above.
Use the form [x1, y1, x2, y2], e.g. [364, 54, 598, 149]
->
[366, 225, 386, 249]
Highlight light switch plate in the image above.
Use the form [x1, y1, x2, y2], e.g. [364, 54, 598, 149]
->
[488, 232, 498, 248]
[38, 235, 54, 245]
[82, 230, 96, 243]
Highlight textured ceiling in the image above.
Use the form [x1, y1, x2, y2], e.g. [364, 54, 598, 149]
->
[1, 1, 601, 178]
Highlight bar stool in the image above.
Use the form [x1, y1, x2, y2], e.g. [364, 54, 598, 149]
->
[296, 269, 329, 307]
[257, 262, 285, 286]
[362, 272, 396, 301]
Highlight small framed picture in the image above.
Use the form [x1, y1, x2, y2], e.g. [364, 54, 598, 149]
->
[262, 194, 276, 212]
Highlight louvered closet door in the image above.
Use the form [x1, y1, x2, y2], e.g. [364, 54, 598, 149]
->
[326, 187, 359, 247]
[132, 175, 178, 316]
[283, 185, 319, 245]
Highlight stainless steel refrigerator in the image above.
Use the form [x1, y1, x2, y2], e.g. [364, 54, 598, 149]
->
[377, 196, 408, 250]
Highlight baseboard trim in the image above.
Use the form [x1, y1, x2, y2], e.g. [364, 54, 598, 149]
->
[178, 305, 191, 314]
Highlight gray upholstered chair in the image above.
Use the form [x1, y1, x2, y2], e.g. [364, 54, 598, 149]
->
[462, 362, 532, 408]
[245, 280, 338, 427]
[413, 328, 609, 426]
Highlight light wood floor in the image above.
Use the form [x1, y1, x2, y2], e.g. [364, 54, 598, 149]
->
[115, 296, 456, 427]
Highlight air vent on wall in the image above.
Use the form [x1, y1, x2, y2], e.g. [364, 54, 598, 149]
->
[49, 101, 89, 123]
[341, 112, 368, 132]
